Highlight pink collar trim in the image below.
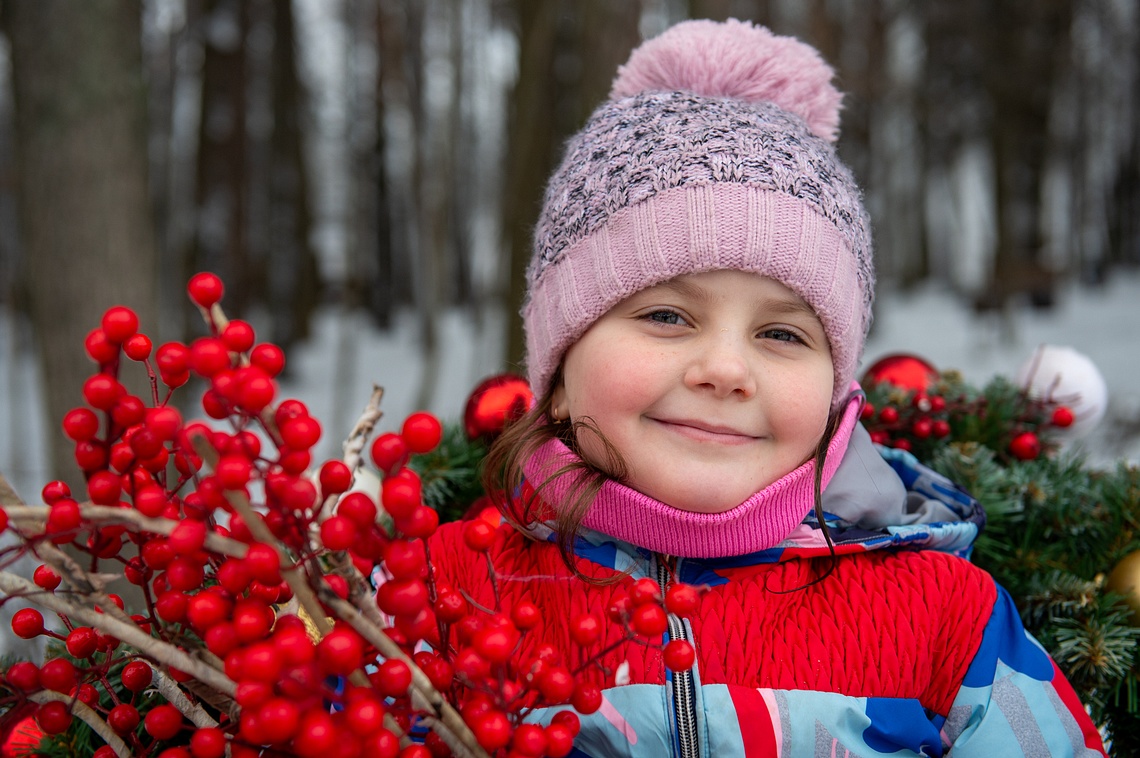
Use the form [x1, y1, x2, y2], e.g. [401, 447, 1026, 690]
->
[523, 385, 862, 558]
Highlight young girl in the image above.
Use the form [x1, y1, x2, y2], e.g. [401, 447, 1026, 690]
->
[429, 19, 1106, 756]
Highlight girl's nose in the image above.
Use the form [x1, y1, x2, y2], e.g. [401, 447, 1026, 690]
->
[683, 334, 757, 398]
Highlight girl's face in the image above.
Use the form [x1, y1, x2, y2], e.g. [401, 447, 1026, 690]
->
[552, 270, 834, 514]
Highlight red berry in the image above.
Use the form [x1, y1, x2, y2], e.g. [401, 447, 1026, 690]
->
[6, 661, 40, 691]
[383, 539, 426, 580]
[628, 577, 661, 606]
[250, 343, 286, 376]
[473, 626, 519, 664]
[911, 417, 933, 439]
[189, 726, 227, 758]
[87, 470, 122, 505]
[376, 578, 429, 618]
[878, 406, 900, 424]
[631, 604, 668, 638]
[320, 515, 356, 552]
[11, 608, 45, 639]
[257, 697, 300, 744]
[66, 626, 98, 658]
[381, 476, 420, 520]
[190, 337, 231, 377]
[319, 460, 353, 496]
[108, 703, 141, 735]
[280, 415, 322, 451]
[370, 433, 408, 474]
[511, 600, 541, 631]
[463, 519, 496, 552]
[156, 341, 191, 375]
[396, 505, 439, 539]
[221, 320, 256, 352]
[62, 407, 100, 441]
[544, 723, 575, 758]
[124, 333, 153, 361]
[101, 306, 139, 344]
[665, 584, 701, 617]
[121, 660, 154, 692]
[470, 710, 512, 752]
[244, 543, 281, 584]
[292, 710, 337, 758]
[512, 724, 547, 757]
[1010, 431, 1041, 461]
[434, 588, 467, 623]
[83, 374, 123, 410]
[401, 412, 442, 454]
[569, 614, 601, 646]
[39, 658, 76, 693]
[932, 419, 951, 438]
[85, 327, 119, 364]
[538, 666, 575, 703]
[188, 272, 225, 308]
[373, 659, 412, 698]
[318, 628, 365, 675]
[145, 704, 184, 740]
[860, 401, 875, 420]
[41, 481, 71, 504]
[413, 651, 454, 692]
[571, 683, 602, 714]
[1052, 406, 1075, 428]
[663, 639, 696, 671]
[36, 700, 73, 735]
[33, 565, 61, 591]
[337, 491, 377, 527]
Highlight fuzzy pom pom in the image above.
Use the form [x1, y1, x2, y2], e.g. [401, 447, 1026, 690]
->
[610, 18, 842, 143]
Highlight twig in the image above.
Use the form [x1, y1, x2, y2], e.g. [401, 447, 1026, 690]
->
[319, 590, 490, 758]
[0, 471, 26, 507]
[0, 569, 236, 697]
[28, 690, 131, 758]
[4, 504, 250, 560]
[152, 665, 219, 728]
[342, 385, 385, 474]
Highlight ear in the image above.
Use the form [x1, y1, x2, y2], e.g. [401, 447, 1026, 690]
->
[550, 379, 568, 421]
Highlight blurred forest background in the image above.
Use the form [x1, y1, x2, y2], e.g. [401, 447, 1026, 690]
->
[0, 0, 1138, 486]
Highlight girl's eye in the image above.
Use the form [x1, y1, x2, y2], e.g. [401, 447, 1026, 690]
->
[644, 310, 688, 326]
[760, 328, 803, 344]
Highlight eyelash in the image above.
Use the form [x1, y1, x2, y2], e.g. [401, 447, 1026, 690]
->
[641, 311, 807, 345]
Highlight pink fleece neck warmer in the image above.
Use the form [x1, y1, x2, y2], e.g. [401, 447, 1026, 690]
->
[522, 388, 862, 558]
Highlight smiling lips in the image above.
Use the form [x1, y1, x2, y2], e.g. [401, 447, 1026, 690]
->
[651, 417, 759, 444]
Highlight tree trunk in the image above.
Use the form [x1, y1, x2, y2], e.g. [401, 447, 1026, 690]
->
[3, 0, 159, 490]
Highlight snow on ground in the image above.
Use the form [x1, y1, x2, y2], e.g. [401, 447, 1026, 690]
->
[1, 270, 1138, 658]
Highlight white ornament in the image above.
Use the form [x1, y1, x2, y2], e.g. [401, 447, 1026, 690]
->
[1015, 345, 1108, 439]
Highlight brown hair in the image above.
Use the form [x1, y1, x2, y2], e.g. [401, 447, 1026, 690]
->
[483, 375, 857, 576]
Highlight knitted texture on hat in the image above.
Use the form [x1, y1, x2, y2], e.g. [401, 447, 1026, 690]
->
[523, 19, 874, 407]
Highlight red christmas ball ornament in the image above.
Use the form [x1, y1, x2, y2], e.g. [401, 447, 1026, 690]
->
[463, 374, 533, 441]
[862, 353, 939, 393]
[1010, 432, 1041, 461]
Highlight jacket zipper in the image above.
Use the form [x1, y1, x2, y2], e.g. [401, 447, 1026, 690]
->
[659, 560, 700, 758]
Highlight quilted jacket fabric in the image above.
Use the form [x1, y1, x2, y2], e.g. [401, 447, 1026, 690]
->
[426, 430, 1107, 757]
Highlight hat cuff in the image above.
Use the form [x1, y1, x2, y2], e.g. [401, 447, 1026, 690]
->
[525, 183, 863, 407]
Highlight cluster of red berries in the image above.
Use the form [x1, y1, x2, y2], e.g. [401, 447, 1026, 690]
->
[861, 384, 1074, 462]
[0, 273, 699, 758]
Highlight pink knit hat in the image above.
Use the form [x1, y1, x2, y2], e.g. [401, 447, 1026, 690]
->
[523, 19, 874, 408]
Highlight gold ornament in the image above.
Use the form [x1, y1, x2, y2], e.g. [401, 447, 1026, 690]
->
[1105, 549, 1140, 625]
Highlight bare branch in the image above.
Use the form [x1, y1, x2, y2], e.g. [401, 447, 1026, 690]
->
[4, 504, 250, 560]
[152, 665, 219, 728]
[0, 569, 237, 697]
